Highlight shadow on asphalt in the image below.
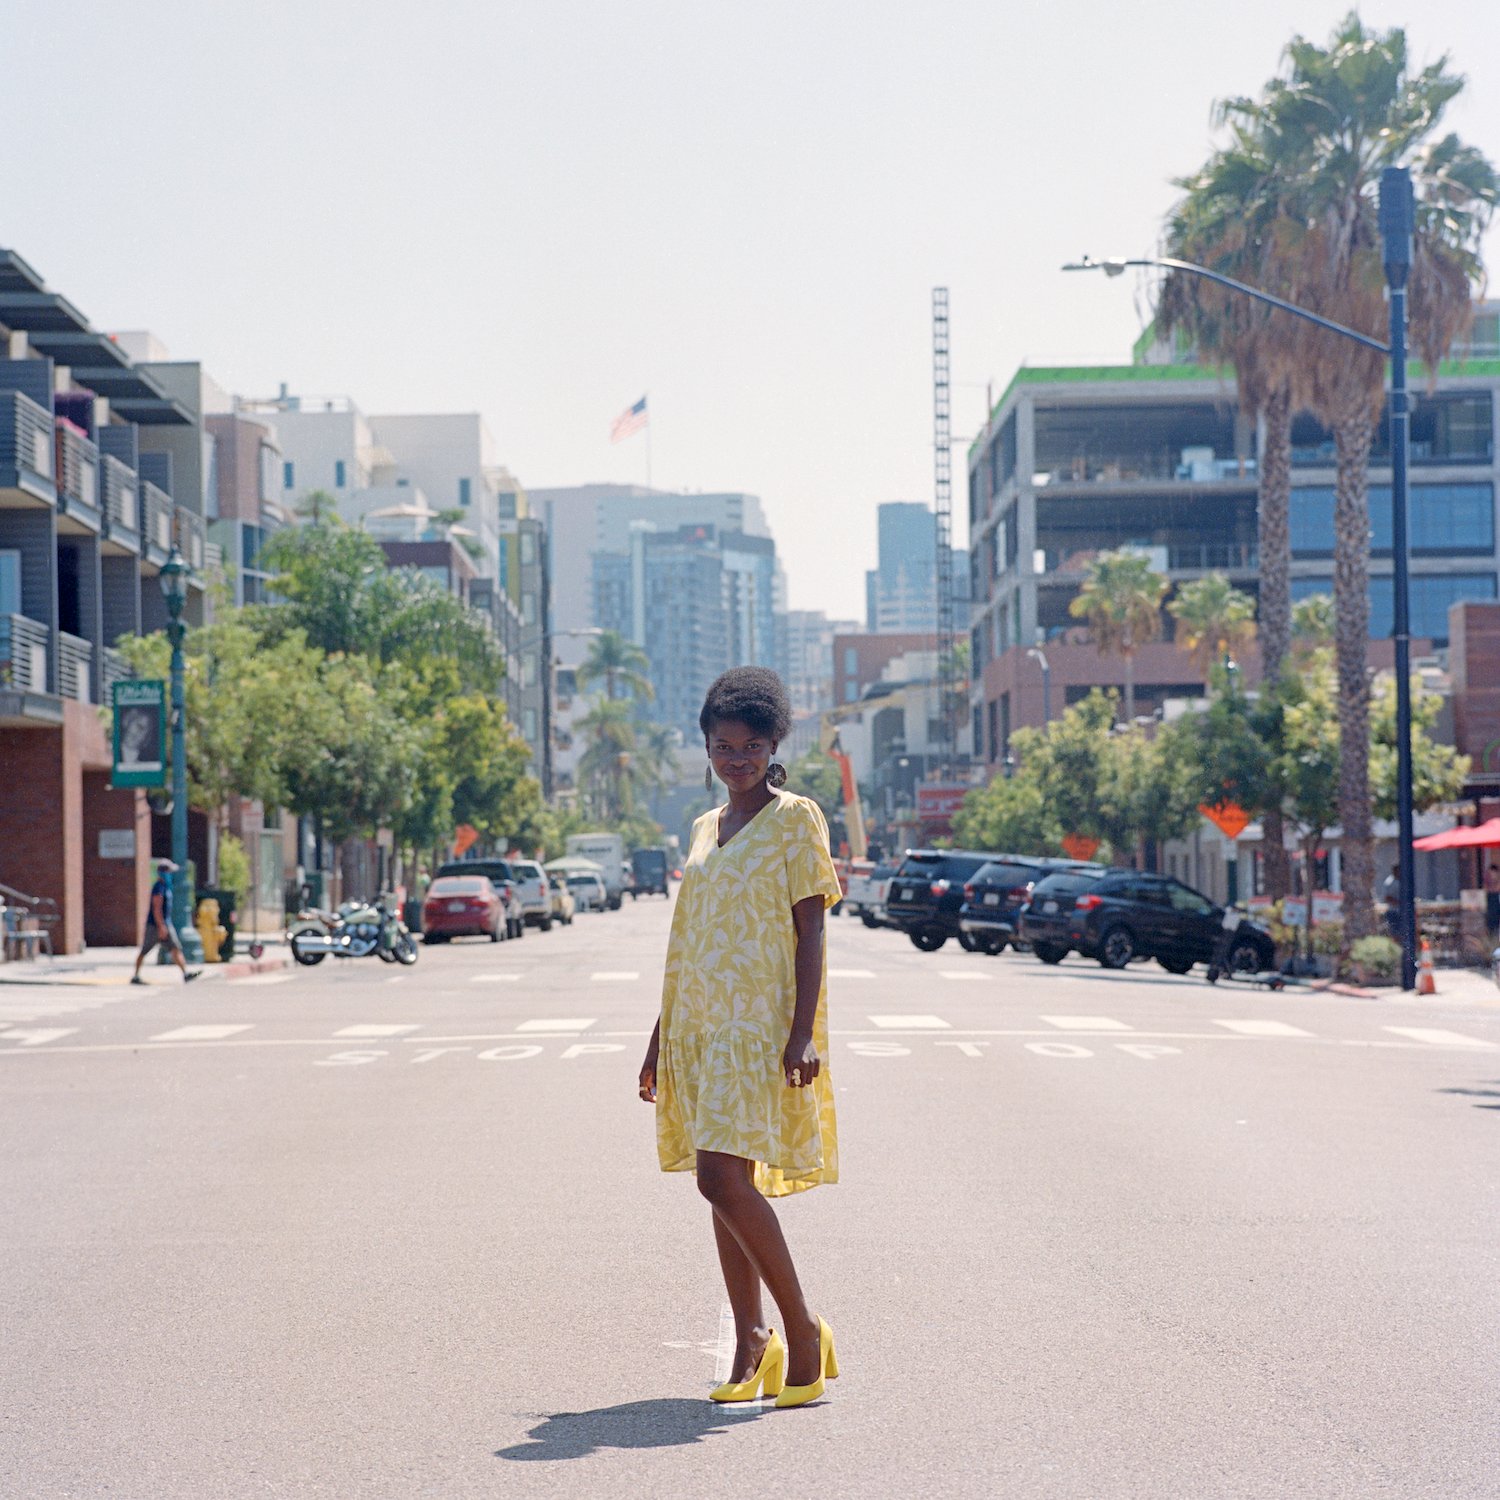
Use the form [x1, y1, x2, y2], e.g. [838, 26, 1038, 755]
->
[496, 1398, 764, 1460]
[1436, 1080, 1500, 1111]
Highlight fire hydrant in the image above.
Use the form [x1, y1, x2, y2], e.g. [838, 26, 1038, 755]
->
[195, 898, 226, 963]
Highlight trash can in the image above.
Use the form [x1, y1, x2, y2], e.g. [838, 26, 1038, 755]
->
[404, 898, 424, 935]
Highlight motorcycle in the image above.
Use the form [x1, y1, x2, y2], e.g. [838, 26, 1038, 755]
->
[289, 894, 419, 967]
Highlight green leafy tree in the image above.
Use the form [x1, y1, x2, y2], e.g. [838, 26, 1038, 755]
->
[1069, 552, 1169, 722]
[577, 697, 638, 820]
[952, 772, 1053, 857]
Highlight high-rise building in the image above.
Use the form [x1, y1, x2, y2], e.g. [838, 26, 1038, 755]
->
[781, 609, 861, 716]
[864, 500, 970, 633]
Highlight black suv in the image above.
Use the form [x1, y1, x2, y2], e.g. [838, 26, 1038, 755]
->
[958, 857, 1101, 955]
[884, 850, 998, 952]
[1019, 868, 1274, 974]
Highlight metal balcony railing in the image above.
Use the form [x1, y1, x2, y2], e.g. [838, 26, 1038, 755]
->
[174, 506, 207, 576]
[0, 391, 55, 497]
[101, 646, 132, 696]
[54, 420, 100, 524]
[99, 453, 141, 547]
[1166, 542, 1260, 572]
[142, 482, 174, 561]
[0, 613, 49, 693]
[58, 632, 93, 703]
[1036, 453, 1258, 486]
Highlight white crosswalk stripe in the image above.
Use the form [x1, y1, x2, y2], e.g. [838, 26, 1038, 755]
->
[1213, 1019, 1312, 1037]
[150, 1024, 254, 1042]
[1041, 1015, 1133, 1031]
[1382, 1026, 1498, 1049]
[334, 1024, 422, 1038]
[470, 973, 523, 983]
[590, 971, 640, 981]
[0, 1028, 79, 1046]
[517, 1018, 595, 1032]
[829, 968, 876, 979]
[939, 971, 989, 982]
[869, 1014, 950, 1030]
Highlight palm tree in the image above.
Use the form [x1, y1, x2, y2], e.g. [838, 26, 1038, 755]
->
[578, 630, 654, 702]
[1068, 550, 1169, 723]
[576, 698, 637, 820]
[429, 506, 484, 563]
[634, 720, 681, 805]
[293, 488, 337, 525]
[1169, 574, 1258, 681]
[1245, 14, 1497, 937]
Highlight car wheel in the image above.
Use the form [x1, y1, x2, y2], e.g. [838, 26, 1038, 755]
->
[957, 930, 979, 953]
[423, 932, 446, 945]
[985, 938, 1009, 956]
[909, 928, 947, 953]
[1098, 926, 1137, 969]
[490, 922, 502, 943]
[860, 912, 879, 929]
[1033, 942, 1067, 965]
[1227, 939, 1263, 974]
[1158, 956, 1194, 975]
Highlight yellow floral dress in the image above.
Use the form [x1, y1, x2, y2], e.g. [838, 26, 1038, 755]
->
[655, 791, 844, 1197]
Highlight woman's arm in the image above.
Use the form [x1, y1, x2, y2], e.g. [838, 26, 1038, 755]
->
[783, 894, 825, 1087]
[638, 1016, 661, 1103]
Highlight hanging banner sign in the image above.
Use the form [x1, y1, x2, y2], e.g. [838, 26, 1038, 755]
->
[112, 679, 167, 788]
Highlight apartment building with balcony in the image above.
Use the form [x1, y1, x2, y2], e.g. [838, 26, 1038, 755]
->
[965, 306, 1500, 768]
[0, 250, 212, 952]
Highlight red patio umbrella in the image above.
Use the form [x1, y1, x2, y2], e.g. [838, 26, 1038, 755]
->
[1412, 817, 1500, 851]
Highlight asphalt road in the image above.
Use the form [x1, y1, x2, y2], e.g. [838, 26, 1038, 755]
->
[3, 897, 1498, 1499]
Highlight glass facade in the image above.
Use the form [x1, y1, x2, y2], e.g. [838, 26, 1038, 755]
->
[1290, 484, 1495, 558]
[1290, 572, 1497, 644]
[1290, 391, 1494, 466]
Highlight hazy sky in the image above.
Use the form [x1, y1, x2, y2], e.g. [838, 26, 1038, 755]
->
[5, 0, 1499, 620]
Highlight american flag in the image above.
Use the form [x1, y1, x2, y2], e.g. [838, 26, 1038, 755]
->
[610, 395, 648, 443]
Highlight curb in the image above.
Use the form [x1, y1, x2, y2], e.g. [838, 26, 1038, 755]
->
[196, 953, 292, 982]
[0, 951, 292, 988]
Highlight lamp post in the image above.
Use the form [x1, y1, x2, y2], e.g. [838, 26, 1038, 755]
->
[1064, 165, 1419, 988]
[1027, 645, 1052, 726]
[158, 546, 200, 959]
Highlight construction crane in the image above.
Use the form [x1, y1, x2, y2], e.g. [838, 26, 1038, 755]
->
[932, 287, 958, 776]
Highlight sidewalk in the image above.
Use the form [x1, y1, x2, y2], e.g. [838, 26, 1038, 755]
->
[0, 935, 292, 987]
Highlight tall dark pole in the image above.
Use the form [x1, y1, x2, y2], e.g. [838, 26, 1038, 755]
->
[160, 546, 196, 956]
[1381, 166, 1418, 991]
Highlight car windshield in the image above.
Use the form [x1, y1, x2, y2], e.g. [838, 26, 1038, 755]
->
[974, 862, 1038, 886]
[430, 878, 487, 896]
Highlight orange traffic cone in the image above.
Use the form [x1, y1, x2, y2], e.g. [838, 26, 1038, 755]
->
[1416, 939, 1437, 996]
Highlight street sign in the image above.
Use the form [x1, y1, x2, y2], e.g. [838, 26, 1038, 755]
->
[111, 679, 167, 788]
[916, 783, 970, 834]
[1061, 833, 1100, 862]
[1201, 801, 1251, 840]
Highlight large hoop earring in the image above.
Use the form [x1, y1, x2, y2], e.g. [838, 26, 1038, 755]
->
[766, 762, 787, 789]
[704, 763, 714, 793]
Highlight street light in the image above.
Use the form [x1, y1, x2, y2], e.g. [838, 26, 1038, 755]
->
[158, 546, 199, 958]
[1065, 166, 1420, 988]
[1027, 645, 1052, 725]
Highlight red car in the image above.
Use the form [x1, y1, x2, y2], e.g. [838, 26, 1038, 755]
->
[421, 875, 508, 943]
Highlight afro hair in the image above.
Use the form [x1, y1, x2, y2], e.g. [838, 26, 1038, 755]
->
[699, 666, 794, 743]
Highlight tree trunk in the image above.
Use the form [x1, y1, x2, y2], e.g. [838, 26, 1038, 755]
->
[1333, 412, 1376, 941]
[1259, 385, 1293, 900]
[1123, 651, 1136, 724]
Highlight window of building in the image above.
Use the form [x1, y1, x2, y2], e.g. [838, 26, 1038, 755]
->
[459, 477, 471, 507]
[843, 646, 857, 675]
[335, 460, 346, 488]
[1291, 572, 1497, 644]
[1291, 483, 1496, 558]
[986, 699, 998, 762]
[1291, 392, 1494, 466]
[0, 549, 19, 614]
[283, 461, 295, 490]
[259, 446, 277, 504]
[523, 708, 537, 740]
[845, 682, 858, 703]
[522, 653, 537, 687]
[520, 530, 536, 566]
[522, 592, 537, 625]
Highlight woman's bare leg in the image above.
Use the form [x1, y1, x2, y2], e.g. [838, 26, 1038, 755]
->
[712, 1197, 771, 1382]
[698, 1150, 820, 1385]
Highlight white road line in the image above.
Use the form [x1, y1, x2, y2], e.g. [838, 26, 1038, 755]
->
[470, 973, 524, 983]
[869, 1014, 950, 1030]
[829, 968, 877, 979]
[0, 1028, 79, 1046]
[517, 1018, 596, 1033]
[333, 1024, 423, 1038]
[229, 973, 292, 986]
[939, 971, 989, 982]
[150, 1024, 255, 1042]
[1214, 1019, 1312, 1037]
[1041, 1015, 1133, 1031]
[1382, 1026, 1498, 1049]
[591, 971, 640, 981]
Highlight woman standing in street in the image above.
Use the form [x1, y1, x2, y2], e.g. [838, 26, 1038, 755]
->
[638, 666, 844, 1408]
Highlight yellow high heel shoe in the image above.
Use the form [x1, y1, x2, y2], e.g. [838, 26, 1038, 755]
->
[774, 1317, 838, 1408]
[709, 1329, 786, 1403]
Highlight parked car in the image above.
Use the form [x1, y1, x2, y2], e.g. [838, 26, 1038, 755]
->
[884, 849, 1001, 952]
[510, 860, 555, 930]
[421, 876, 509, 944]
[959, 857, 1101, 954]
[845, 862, 898, 929]
[566, 872, 608, 912]
[434, 859, 524, 938]
[1018, 868, 1275, 973]
[549, 876, 576, 926]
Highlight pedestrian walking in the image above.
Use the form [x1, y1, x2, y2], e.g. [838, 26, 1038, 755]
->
[1485, 862, 1500, 941]
[131, 860, 201, 985]
[1383, 863, 1402, 938]
[638, 667, 843, 1407]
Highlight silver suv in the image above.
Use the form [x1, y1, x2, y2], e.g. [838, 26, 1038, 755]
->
[511, 860, 554, 931]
